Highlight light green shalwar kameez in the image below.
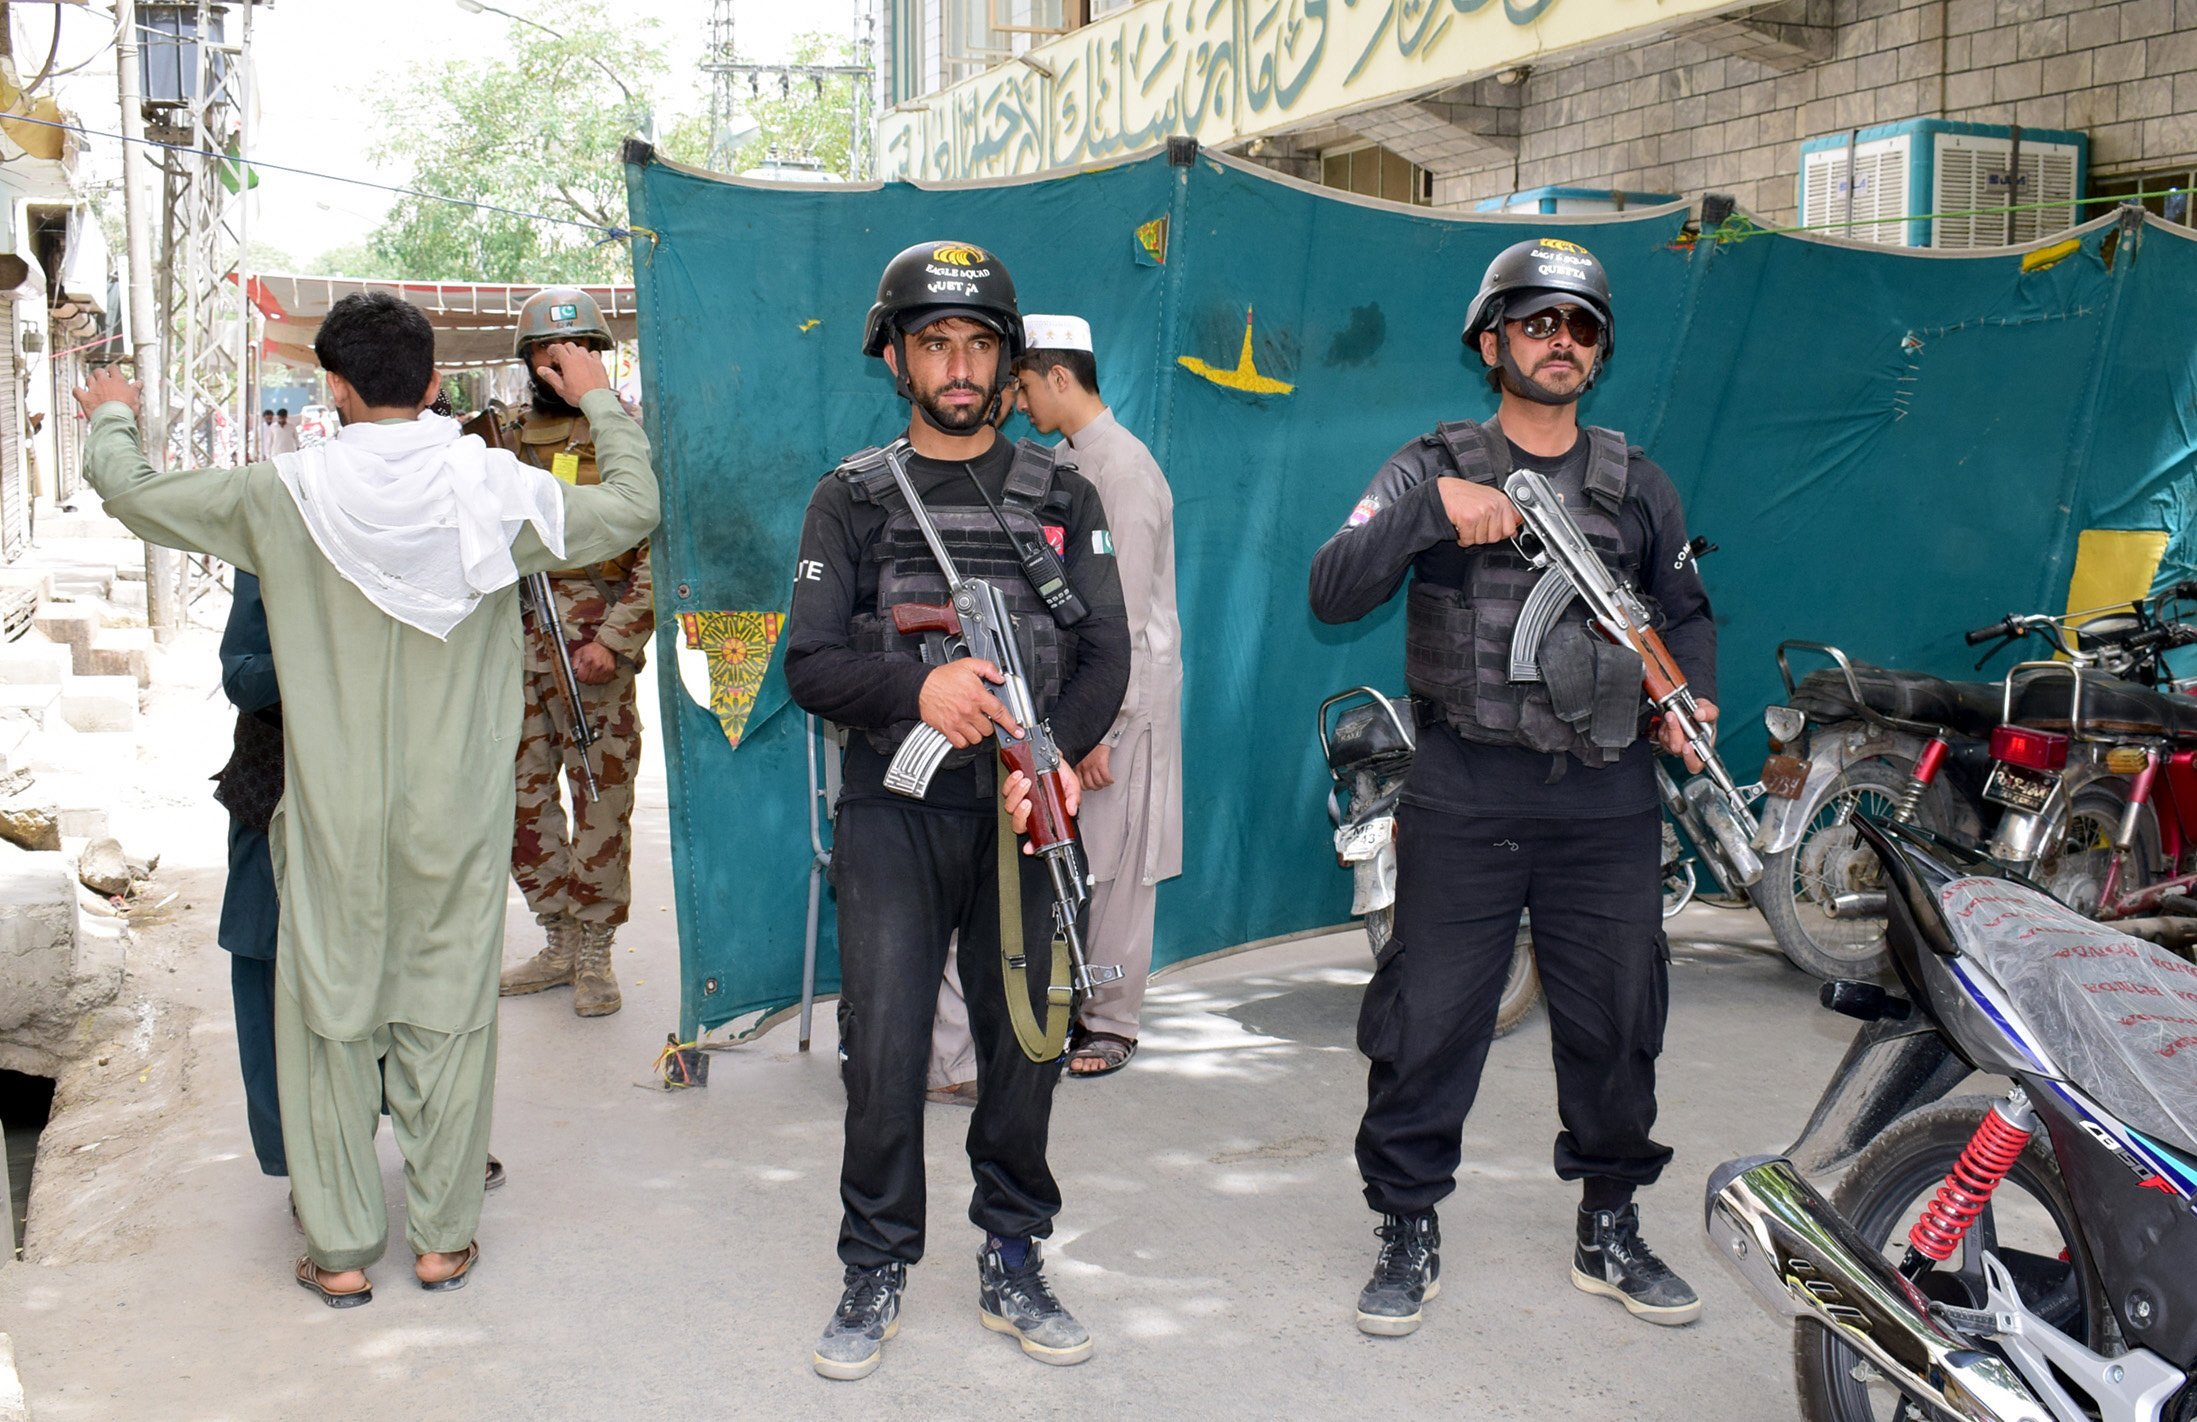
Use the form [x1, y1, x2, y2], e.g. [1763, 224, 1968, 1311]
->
[84, 390, 660, 1270]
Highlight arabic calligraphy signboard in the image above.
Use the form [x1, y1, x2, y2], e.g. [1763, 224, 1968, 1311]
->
[879, 0, 1755, 182]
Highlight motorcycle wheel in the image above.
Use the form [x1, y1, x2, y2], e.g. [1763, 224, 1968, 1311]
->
[1757, 758, 1944, 983]
[1360, 908, 1541, 1038]
[1793, 1095, 2117, 1422]
[2036, 782, 2160, 917]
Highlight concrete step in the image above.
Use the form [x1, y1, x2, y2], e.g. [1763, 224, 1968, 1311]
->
[0, 719, 31, 776]
[14, 728, 139, 778]
[0, 567, 54, 604]
[55, 675, 138, 733]
[34, 507, 132, 539]
[0, 683, 61, 729]
[86, 627, 152, 687]
[32, 605, 100, 672]
[0, 638, 70, 685]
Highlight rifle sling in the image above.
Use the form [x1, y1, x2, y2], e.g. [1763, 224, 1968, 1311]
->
[997, 786, 1072, 1062]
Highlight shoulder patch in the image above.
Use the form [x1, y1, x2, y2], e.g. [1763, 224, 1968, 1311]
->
[1346, 495, 1383, 528]
[1091, 529, 1115, 556]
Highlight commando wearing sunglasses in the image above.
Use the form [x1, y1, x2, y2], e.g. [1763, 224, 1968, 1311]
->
[1308, 236, 1720, 1340]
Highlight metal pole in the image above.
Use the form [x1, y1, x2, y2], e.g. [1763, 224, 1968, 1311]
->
[114, 0, 183, 634]
[233, 0, 253, 462]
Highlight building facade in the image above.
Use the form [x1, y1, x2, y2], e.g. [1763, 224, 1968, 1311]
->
[878, 0, 2197, 240]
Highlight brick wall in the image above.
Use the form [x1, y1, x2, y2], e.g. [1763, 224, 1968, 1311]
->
[1415, 0, 2195, 225]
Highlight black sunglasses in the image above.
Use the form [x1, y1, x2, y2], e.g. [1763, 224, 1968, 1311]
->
[1514, 307, 1603, 347]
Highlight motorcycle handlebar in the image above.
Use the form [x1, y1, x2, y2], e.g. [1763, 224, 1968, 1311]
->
[1964, 619, 2014, 646]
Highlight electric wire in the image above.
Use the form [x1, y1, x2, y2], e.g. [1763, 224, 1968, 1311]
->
[0, 111, 657, 244]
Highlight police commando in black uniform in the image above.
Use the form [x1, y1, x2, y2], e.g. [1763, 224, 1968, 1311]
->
[785, 241, 1128, 1381]
[1309, 238, 1717, 1337]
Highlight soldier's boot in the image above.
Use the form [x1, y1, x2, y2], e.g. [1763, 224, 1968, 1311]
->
[500, 917, 581, 996]
[573, 923, 623, 1018]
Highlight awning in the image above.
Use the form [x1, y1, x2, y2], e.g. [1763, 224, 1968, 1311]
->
[242, 274, 638, 369]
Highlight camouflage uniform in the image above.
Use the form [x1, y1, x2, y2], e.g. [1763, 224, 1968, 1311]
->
[500, 406, 654, 1016]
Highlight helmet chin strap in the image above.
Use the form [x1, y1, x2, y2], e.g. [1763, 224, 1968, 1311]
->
[1495, 324, 1593, 407]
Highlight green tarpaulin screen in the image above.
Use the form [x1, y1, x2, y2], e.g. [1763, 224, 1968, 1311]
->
[623, 144, 2197, 1038]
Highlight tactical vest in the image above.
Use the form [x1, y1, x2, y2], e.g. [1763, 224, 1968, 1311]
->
[1404, 420, 1645, 765]
[513, 412, 645, 585]
[844, 439, 1076, 761]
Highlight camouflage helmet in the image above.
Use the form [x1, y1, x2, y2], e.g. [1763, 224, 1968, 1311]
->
[514, 287, 613, 357]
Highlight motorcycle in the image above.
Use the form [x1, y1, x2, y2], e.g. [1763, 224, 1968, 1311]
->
[1752, 592, 2197, 983]
[1707, 815, 2197, 1422]
[1751, 641, 2003, 981]
[1318, 687, 1703, 1038]
[1969, 609, 2197, 932]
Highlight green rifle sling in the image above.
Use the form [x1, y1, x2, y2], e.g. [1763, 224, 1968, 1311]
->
[997, 786, 1072, 1062]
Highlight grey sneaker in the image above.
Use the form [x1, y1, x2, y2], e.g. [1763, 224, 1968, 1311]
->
[978, 1238, 1093, 1366]
[812, 1263, 905, 1380]
[1571, 1204, 1700, 1326]
[1356, 1210, 1440, 1336]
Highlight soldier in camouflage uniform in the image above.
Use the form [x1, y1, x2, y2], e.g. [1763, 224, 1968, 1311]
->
[497, 288, 653, 1018]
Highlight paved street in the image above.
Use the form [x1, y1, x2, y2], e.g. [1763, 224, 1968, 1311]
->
[0, 654, 1851, 1420]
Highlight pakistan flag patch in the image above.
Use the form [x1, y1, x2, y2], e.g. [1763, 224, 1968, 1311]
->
[1092, 529, 1115, 556]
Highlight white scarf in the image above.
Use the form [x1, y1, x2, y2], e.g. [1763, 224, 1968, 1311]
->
[273, 412, 568, 640]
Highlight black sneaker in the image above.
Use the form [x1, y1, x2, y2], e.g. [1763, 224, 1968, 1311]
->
[978, 1238, 1094, 1366]
[1571, 1204, 1701, 1326]
[812, 1263, 905, 1380]
[1355, 1210, 1440, 1336]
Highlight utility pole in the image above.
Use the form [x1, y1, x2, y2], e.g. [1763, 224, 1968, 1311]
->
[704, 0, 878, 178]
[113, 0, 184, 636]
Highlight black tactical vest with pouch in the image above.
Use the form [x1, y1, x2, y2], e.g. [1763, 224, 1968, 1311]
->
[844, 439, 1076, 763]
[1404, 420, 1646, 766]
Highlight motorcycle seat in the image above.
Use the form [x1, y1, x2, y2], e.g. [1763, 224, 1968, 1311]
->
[1938, 876, 2197, 1156]
[2009, 675, 2197, 742]
[1326, 698, 1414, 777]
[1791, 666, 2003, 736]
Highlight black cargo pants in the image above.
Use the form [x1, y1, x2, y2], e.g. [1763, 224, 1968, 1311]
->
[830, 796, 1070, 1268]
[1355, 804, 1674, 1216]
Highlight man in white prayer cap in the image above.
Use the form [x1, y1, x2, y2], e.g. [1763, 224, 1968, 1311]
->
[74, 291, 659, 1307]
[928, 312, 1181, 1089]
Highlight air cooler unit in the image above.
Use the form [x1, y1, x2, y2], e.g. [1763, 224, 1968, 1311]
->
[1799, 119, 2088, 249]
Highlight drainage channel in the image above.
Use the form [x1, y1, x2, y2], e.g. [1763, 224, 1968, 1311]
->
[2, 1069, 56, 1259]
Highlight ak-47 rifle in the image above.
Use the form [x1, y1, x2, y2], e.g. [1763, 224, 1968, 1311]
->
[469, 403, 599, 803]
[835, 439, 1120, 995]
[1502, 468, 1762, 886]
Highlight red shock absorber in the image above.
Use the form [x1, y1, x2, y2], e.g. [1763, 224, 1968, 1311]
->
[1907, 1096, 2036, 1261]
[1894, 737, 1951, 824]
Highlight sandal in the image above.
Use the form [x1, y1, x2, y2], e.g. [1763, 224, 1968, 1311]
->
[484, 1155, 507, 1191]
[417, 1240, 480, 1293]
[1064, 1031, 1136, 1078]
[925, 1080, 981, 1107]
[295, 1256, 372, 1309]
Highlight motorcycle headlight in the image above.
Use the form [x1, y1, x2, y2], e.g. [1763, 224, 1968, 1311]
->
[1764, 705, 1807, 746]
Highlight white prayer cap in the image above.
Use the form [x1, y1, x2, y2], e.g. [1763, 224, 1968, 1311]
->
[1022, 314, 1093, 353]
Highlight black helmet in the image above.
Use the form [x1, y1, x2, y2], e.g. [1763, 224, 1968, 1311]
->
[861, 240, 1023, 363]
[1460, 237, 1615, 366]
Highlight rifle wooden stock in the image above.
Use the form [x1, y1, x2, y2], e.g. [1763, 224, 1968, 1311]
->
[891, 601, 960, 637]
[999, 737, 1077, 854]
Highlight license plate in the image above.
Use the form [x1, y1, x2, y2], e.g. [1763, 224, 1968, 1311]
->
[1335, 816, 1394, 864]
[1761, 753, 1810, 801]
[1983, 761, 2059, 812]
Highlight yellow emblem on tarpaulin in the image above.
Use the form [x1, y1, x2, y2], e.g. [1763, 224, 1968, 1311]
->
[678, 610, 785, 748]
[1177, 306, 1295, 396]
[1135, 215, 1169, 267]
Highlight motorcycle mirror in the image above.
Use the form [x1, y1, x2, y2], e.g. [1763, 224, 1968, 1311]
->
[1763, 705, 1807, 745]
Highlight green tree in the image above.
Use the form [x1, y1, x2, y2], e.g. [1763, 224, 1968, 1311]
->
[363, 0, 706, 283]
[724, 32, 861, 179]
